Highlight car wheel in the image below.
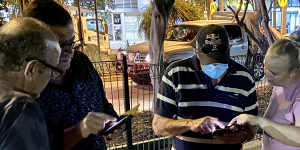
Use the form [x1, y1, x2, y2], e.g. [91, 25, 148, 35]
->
[253, 61, 264, 81]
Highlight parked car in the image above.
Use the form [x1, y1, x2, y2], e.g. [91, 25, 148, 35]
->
[117, 20, 250, 85]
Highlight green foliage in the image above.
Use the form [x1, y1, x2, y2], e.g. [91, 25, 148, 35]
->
[72, 0, 114, 10]
[139, 6, 152, 40]
[139, 0, 204, 39]
[0, 0, 9, 11]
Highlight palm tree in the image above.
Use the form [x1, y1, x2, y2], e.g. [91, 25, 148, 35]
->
[139, 0, 204, 39]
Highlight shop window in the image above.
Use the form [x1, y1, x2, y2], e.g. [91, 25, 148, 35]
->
[114, 25, 122, 40]
[86, 19, 104, 32]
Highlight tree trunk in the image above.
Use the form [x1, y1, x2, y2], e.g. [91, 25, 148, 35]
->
[273, 0, 276, 28]
[259, 0, 274, 45]
[149, 0, 174, 104]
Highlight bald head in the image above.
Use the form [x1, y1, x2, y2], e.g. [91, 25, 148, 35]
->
[0, 17, 58, 71]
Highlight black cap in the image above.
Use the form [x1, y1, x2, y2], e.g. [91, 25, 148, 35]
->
[191, 24, 230, 63]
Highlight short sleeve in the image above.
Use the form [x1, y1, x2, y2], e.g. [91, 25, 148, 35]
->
[154, 69, 178, 119]
[293, 101, 300, 117]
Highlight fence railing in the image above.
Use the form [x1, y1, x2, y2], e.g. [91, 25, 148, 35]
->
[92, 54, 271, 150]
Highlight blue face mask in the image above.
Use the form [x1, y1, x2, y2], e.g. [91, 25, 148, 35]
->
[202, 63, 228, 79]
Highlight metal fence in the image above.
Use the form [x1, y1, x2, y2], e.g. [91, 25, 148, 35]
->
[92, 54, 271, 150]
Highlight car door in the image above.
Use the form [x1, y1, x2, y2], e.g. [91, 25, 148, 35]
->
[224, 25, 248, 56]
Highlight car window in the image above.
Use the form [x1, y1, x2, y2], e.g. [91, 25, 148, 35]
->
[166, 26, 199, 42]
[224, 25, 242, 42]
[87, 19, 104, 32]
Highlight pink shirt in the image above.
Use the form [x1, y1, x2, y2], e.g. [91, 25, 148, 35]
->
[263, 79, 300, 150]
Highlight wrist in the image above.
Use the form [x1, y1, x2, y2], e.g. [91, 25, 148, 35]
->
[256, 116, 264, 128]
[77, 122, 87, 138]
[185, 119, 195, 131]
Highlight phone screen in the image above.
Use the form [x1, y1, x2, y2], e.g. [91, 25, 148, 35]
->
[101, 116, 129, 135]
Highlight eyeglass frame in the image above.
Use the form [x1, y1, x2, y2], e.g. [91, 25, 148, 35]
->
[59, 36, 82, 50]
[25, 57, 64, 75]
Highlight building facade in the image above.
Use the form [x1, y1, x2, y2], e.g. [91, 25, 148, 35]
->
[102, 0, 150, 50]
[270, 0, 300, 34]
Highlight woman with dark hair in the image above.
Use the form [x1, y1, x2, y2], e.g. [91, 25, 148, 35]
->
[24, 1, 118, 150]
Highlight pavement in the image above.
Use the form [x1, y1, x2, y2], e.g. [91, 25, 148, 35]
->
[243, 139, 262, 150]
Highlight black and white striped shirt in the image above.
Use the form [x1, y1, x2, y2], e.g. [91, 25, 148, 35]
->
[154, 56, 258, 148]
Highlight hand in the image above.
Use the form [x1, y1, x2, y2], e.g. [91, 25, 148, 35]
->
[228, 114, 259, 126]
[190, 116, 225, 134]
[79, 112, 117, 138]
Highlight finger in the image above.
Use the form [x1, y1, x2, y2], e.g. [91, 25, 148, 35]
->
[87, 118, 106, 129]
[207, 120, 216, 133]
[211, 119, 225, 129]
[202, 123, 212, 134]
[86, 123, 100, 135]
[90, 112, 117, 121]
[228, 118, 237, 126]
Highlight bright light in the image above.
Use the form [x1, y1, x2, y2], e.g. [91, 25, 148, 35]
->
[145, 54, 151, 63]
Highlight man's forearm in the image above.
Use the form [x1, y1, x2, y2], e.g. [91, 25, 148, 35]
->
[152, 114, 192, 136]
[258, 117, 300, 146]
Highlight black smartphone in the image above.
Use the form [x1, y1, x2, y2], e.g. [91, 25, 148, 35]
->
[100, 115, 131, 135]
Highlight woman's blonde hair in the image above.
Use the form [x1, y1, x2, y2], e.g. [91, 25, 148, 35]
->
[268, 39, 300, 71]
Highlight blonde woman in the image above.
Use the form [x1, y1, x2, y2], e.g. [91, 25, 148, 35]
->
[229, 39, 300, 150]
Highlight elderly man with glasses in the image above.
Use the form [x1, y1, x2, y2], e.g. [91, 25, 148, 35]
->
[23, 1, 118, 150]
[0, 17, 60, 150]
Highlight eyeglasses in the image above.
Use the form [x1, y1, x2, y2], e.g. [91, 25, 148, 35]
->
[25, 57, 64, 75]
[59, 36, 81, 49]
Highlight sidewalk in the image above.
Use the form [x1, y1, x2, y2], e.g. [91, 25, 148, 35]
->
[243, 139, 262, 150]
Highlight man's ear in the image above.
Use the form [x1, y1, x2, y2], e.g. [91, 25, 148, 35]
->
[24, 60, 39, 81]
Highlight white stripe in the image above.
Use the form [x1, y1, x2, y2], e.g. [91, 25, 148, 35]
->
[215, 86, 256, 97]
[176, 84, 208, 92]
[176, 116, 184, 120]
[248, 86, 256, 96]
[168, 66, 195, 76]
[157, 93, 177, 106]
[232, 71, 254, 83]
[245, 102, 259, 111]
[178, 101, 244, 112]
[162, 76, 176, 91]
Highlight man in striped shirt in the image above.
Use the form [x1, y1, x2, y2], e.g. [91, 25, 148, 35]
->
[152, 25, 258, 150]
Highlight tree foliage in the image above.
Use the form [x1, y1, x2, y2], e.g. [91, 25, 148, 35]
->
[72, 0, 114, 10]
[140, 0, 204, 39]
[0, 0, 8, 11]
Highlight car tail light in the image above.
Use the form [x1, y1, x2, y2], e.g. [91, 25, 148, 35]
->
[133, 53, 146, 63]
[127, 53, 135, 62]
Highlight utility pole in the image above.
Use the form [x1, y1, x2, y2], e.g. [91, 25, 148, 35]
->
[219, 0, 224, 11]
[281, 5, 287, 34]
[273, 0, 277, 28]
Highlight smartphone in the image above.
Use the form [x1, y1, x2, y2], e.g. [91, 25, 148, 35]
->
[213, 124, 247, 136]
[100, 115, 131, 135]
